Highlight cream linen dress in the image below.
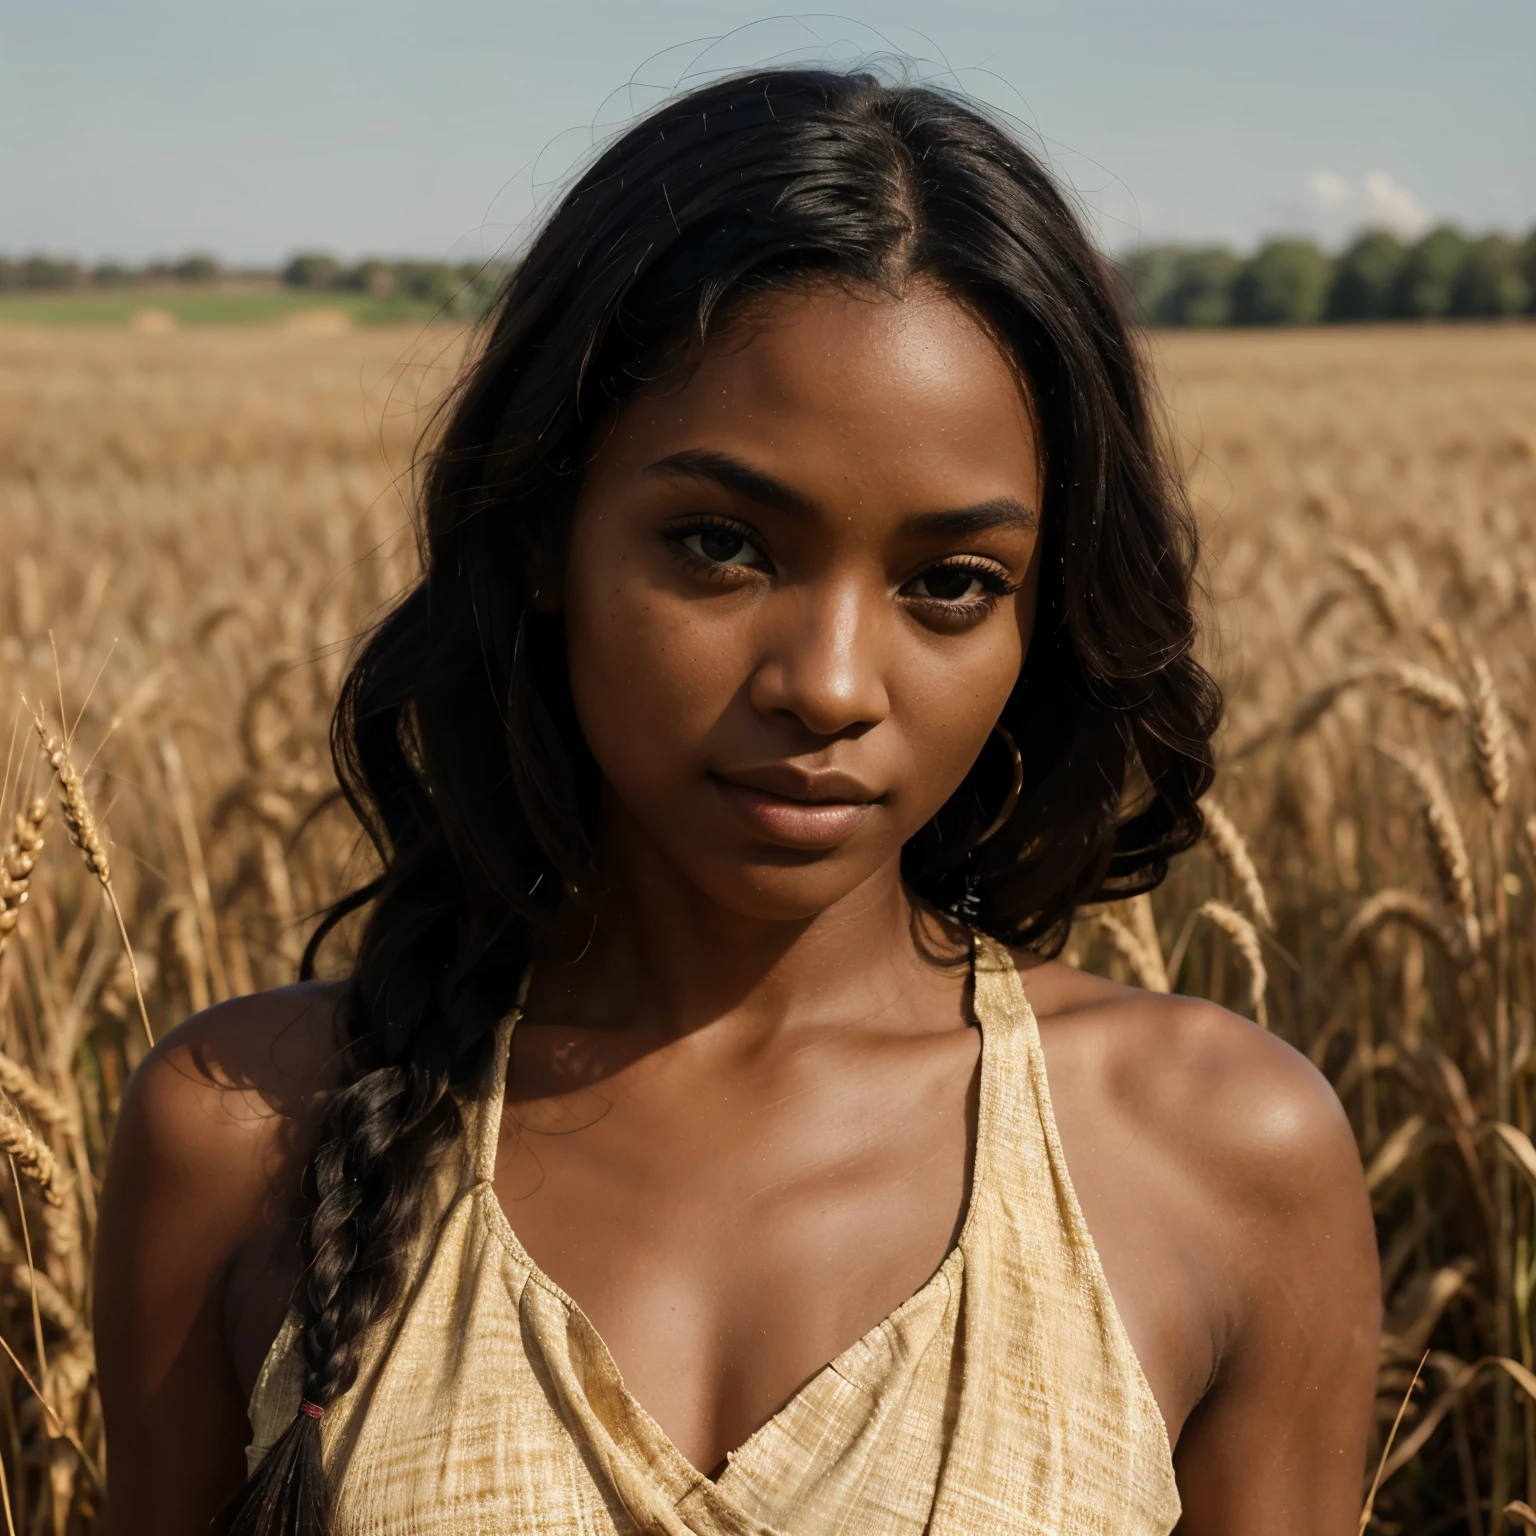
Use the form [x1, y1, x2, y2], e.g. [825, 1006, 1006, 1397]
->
[246, 937, 1180, 1534]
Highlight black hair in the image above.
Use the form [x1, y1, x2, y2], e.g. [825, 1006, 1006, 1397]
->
[222, 65, 1219, 1532]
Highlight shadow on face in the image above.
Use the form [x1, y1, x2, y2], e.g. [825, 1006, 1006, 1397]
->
[555, 279, 1044, 924]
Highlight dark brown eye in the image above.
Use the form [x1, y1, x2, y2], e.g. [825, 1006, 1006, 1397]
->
[913, 565, 986, 602]
[684, 527, 760, 566]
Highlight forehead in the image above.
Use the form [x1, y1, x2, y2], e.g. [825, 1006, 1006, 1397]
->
[592, 281, 1042, 508]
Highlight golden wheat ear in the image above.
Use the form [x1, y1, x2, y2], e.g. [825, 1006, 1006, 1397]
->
[1202, 799, 1275, 932]
[1091, 907, 1170, 993]
[33, 721, 109, 885]
[1381, 660, 1469, 722]
[1468, 654, 1510, 810]
[1335, 542, 1402, 634]
[30, 712, 155, 1047]
[0, 1094, 64, 1212]
[0, 795, 45, 958]
[0, 1049, 76, 1137]
[1196, 900, 1269, 1029]
[1376, 741, 1483, 961]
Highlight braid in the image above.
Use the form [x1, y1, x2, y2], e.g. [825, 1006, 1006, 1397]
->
[298, 1052, 463, 1406]
[221, 975, 469, 1533]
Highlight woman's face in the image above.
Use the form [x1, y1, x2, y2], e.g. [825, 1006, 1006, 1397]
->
[560, 280, 1044, 921]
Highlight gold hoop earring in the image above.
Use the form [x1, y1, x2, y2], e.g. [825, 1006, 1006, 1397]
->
[972, 724, 1024, 847]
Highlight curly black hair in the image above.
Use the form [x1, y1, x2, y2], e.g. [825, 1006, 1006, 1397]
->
[223, 66, 1220, 1533]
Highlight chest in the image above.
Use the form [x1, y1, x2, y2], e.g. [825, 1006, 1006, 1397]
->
[299, 979, 1180, 1535]
[492, 1023, 979, 1473]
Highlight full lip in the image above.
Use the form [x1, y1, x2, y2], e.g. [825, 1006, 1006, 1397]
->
[709, 764, 883, 849]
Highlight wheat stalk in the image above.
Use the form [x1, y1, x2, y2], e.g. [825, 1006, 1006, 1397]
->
[0, 325, 431, 1518]
[1124, 893, 1170, 992]
[1384, 661, 1469, 722]
[157, 897, 210, 1014]
[40, 1177, 82, 1264]
[0, 1318, 99, 1485]
[1359, 1353, 1430, 1535]
[95, 948, 157, 1026]
[0, 1094, 62, 1210]
[1335, 889, 1464, 969]
[1288, 660, 1470, 739]
[7, 1263, 86, 1345]
[1424, 617, 1460, 667]
[159, 734, 229, 1003]
[1377, 741, 1482, 958]
[1198, 900, 1268, 1028]
[1299, 585, 1346, 641]
[0, 797, 46, 957]
[1288, 663, 1377, 736]
[0, 1050, 75, 1135]
[33, 721, 109, 885]
[1091, 909, 1170, 992]
[32, 714, 155, 1046]
[1337, 543, 1401, 634]
[1202, 799, 1275, 931]
[1468, 654, 1510, 809]
[0, 1101, 80, 1270]
[5, 1151, 52, 1420]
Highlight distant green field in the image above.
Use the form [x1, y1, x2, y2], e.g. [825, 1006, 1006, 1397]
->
[0, 287, 448, 327]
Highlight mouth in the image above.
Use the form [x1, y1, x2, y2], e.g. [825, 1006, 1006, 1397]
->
[709, 766, 881, 850]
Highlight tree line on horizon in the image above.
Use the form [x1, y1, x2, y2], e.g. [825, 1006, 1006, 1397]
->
[1120, 224, 1536, 326]
[0, 251, 508, 320]
[4, 225, 1534, 328]
[277, 252, 508, 315]
[0, 253, 230, 289]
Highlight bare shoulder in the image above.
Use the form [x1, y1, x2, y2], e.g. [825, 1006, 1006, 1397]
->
[114, 980, 347, 1198]
[1016, 954, 1363, 1218]
[99, 981, 348, 1310]
[1010, 951, 1378, 1483]
[95, 983, 350, 1526]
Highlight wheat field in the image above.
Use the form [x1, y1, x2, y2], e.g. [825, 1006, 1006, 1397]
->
[0, 318, 1533, 1532]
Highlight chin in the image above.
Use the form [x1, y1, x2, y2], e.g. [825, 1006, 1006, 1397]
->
[690, 856, 884, 924]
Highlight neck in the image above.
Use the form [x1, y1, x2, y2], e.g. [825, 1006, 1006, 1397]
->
[528, 807, 966, 1045]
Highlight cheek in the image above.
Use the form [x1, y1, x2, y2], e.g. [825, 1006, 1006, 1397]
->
[892, 627, 1026, 819]
[560, 511, 1040, 849]
[561, 547, 738, 790]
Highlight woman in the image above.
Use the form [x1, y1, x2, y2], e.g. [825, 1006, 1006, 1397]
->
[95, 68, 1379, 1535]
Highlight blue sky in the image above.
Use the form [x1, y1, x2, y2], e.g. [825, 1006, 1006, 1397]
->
[4, 2, 1532, 265]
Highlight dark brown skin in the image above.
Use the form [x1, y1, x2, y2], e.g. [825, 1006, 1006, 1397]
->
[95, 283, 1380, 1533]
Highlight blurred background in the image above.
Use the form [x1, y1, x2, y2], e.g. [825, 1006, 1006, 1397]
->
[4, 3, 1534, 325]
[1, 6, 1534, 1533]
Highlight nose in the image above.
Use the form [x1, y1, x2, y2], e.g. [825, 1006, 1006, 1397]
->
[748, 577, 892, 738]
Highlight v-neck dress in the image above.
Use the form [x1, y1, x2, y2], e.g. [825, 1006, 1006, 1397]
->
[245, 937, 1180, 1534]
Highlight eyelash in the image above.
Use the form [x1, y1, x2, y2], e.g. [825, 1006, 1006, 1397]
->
[904, 558, 1021, 620]
[664, 516, 770, 575]
[661, 516, 1020, 619]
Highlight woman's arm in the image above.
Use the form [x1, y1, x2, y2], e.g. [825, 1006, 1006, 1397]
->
[1032, 967, 1380, 1534]
[93, 985, 339, 1534]
[1164, 1011, 1381, 1533]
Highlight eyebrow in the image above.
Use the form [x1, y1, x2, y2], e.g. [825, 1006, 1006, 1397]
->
[900, 500, 1038, 538]
[644, 449, 1038, 538]
[644, 450, 818, 517]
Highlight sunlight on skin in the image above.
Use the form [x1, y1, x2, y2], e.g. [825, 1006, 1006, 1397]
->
[507, 282, 1048, 1467]
[92, 282, 1378, 1536]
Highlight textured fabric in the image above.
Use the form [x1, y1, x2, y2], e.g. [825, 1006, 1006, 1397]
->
[246, 938, 1180, 1534]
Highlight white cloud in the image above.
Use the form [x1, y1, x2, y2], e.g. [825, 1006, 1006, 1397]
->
[1299, 169, 1436, 243]
[1305, 170, 1351, 210]
[1359, 171, 1434, 239]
